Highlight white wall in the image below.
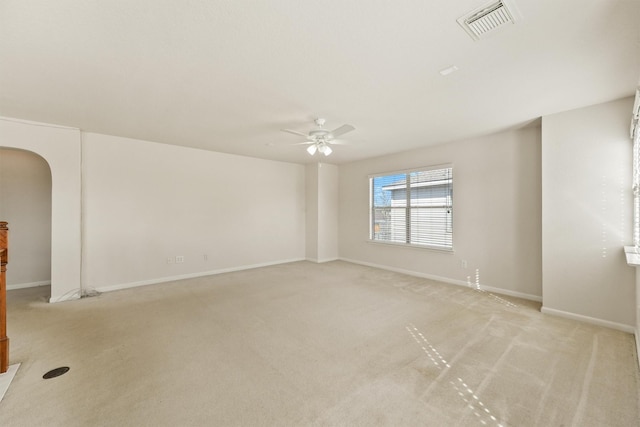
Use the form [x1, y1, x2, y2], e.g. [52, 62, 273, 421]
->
[0, 148, 51, 287]
[305, 163, 339, 262]
[305, 164, 319, 261]
[542, 97, 635, 329]
[339, 126, 542, 300]
[317, 163, 339, 262]
[0, 118, 82, 302]
[82, 133, 306, 291]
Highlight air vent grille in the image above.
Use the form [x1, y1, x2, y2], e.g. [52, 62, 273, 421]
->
[457, 0, 521, 41]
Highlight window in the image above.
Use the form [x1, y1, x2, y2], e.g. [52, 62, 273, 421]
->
[370, 165, 453, 250]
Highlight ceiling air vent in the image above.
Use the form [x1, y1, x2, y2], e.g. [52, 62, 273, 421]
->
[457, 0, 522, 41]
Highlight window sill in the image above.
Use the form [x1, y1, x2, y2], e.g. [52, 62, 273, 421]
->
[367, 239, 454, 253]
[624, 246, 640, 266]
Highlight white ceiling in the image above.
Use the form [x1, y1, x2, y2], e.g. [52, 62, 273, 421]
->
[1, 0, 639, 164]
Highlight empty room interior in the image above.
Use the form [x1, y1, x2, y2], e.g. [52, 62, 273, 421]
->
[1, 1, 640, 426]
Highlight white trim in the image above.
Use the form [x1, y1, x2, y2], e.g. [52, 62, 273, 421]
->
[624, 245, 640, 266]
[636, 327, 640, 369]
[541, 306, 635, 334]
[0, 364, 20, 403]
[49, 290, 81, 303]
[631, 86, 639, 139]
[7, 280, 50, 290]
[305, 257, 339, 264]
[478, 283, 542, 302]
[80, 131, 85, 297]
[368, 163, 453, 179]
[0, 116, 79, 130]
[317, 257, 339, 263]
[366, 239, 455, 253]
[93, 258, 306, 294]
[340, 257, 542, 302]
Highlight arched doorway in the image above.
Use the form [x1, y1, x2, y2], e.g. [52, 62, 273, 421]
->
[0, 117, 82, 302]
[0, 148, 52, 298]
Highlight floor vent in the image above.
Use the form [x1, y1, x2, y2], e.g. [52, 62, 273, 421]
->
[43, 366, 70, 379]
[457, 0, 521, 41]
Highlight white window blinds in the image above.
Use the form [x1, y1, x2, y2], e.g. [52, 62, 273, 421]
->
[370, 166, 453, 250]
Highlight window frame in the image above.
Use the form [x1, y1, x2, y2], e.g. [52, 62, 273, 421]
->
[369, 164, 453, 251]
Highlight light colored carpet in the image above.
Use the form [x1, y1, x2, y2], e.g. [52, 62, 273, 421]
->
[0, 261, 638, 426]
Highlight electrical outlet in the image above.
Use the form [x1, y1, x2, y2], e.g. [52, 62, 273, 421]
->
[167, 257, 174, 264]
[176, 256, 184, 263]
[203, 254, 208, 261]
[461, 259, 468, 269]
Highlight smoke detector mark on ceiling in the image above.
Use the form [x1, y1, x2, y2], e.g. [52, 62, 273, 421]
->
[457, 0, 522, 41]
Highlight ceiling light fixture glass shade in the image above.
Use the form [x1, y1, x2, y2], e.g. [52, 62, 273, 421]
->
[306, 142, 332, 156]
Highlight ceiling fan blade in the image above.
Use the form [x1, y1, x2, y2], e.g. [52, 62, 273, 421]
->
[328, 139, 348, 145]
[292, 141, 315, 145]
[281, 128, 309, 137]
[330, 124, 355, 138]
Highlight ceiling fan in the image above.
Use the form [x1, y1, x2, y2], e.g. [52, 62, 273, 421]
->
[281, 118, 355, 156]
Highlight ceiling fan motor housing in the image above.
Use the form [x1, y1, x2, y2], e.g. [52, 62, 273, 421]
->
[309, 129, 332, 140]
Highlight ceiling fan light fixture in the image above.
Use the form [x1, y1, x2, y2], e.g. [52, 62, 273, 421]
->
[282, 118, 354, 157]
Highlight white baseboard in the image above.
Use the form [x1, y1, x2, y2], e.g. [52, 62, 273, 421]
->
[480, 283, 543, 303]
[340, 257, 542, 302]
[92, 258, 306, 294]
[49, 290, 81, 303]
[8, 281, 78, 303]
[340, 258, 636, 334]
[636, 328, 640, 369]
[305, 257, 339, 264]
[0, 364, 20, 403]
[7, 280, 50, 290]
[541, 306, 635, 334]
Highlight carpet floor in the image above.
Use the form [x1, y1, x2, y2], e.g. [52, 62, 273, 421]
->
[0, 261, 638, 426]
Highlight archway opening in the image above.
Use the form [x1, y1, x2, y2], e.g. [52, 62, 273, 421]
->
[0, 148, 52, 300]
